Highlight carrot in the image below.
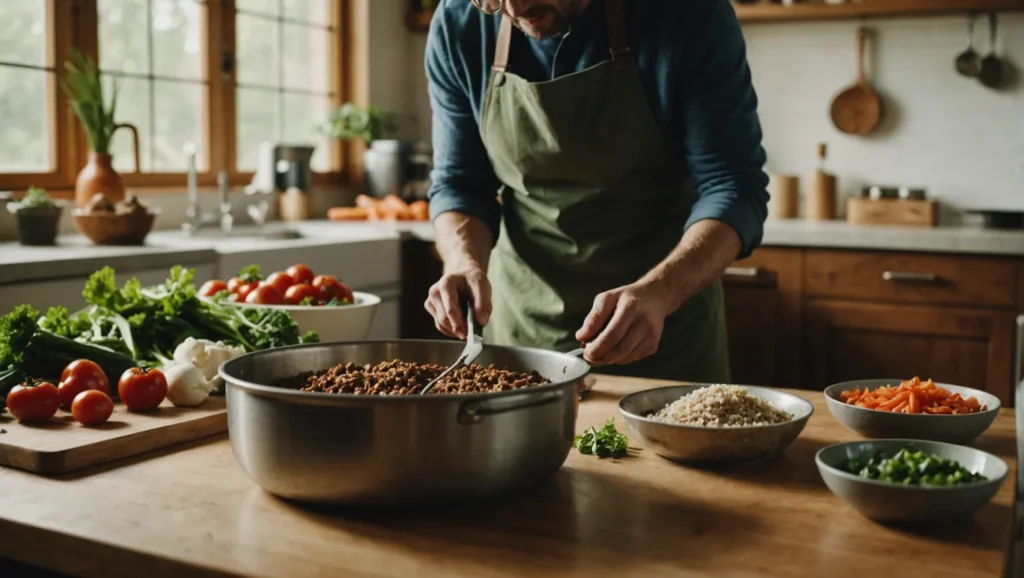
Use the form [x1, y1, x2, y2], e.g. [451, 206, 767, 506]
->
[841, 377, 986, 415]
[327, 207, 368, 221]
[410, 200, 429, 221]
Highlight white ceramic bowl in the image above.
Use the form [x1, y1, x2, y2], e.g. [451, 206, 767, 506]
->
[824, 379, 1000, 445]
[205, 292, 381, 343]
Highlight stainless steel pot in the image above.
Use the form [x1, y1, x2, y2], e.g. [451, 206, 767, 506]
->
[219, 340, 590, 505]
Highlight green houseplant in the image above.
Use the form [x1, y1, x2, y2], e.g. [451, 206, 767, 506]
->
[322, 102, 397, 144]
[62, 47, 140, 208]
[7, 187, 64, 246]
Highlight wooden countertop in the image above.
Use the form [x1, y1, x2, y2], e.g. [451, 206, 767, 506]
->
[0, 376, 1018, 578]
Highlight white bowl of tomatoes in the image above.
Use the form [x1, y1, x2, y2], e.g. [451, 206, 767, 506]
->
[198, 263, 380, 343]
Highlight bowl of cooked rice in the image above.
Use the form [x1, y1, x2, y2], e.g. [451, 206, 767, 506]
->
[618, 384, 814, 463]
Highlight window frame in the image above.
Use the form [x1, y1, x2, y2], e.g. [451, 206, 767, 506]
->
[0, 0, 360, 195]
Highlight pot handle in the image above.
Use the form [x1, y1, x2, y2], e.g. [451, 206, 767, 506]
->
[113, 123, 141, 174]
[458, 390, 564, 425]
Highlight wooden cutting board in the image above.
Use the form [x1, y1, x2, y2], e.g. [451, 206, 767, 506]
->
[0, 397, 227, 475]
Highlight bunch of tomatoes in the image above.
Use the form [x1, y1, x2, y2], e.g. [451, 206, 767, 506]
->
[199, 263, 355, 307]
[6, 360, 168, 426]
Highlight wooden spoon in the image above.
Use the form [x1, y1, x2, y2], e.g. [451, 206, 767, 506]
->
[830, 27, 881, 136]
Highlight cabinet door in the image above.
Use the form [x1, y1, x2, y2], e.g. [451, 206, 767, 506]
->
[721, 248, 803, 388]
[400, 240, 450, 340]
[804, 299, 1015, 405]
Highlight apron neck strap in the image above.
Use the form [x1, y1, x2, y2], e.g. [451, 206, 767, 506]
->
[605, 0, 630, 58]
[490, 0, 631, 74]
[492, 15, 513, 73]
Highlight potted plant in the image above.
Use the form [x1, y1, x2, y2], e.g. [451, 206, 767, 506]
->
[7, 187, 64, 246]
[62, 48, 140, 208]
[322, 103, 406, 198]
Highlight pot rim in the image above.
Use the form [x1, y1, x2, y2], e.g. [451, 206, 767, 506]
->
[220, 339, 590, 404]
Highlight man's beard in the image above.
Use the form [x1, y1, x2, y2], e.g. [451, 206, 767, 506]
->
[513, 0, 582, 39]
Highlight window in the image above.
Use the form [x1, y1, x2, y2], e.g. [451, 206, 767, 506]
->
[98, 0, 206, 173]
[234, 0, 335, 173]
[0, 0, 353, 194]
[0, 1, 53, 173]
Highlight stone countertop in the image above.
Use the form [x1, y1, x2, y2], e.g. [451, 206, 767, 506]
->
[6, 219, 1023, 286]
[0, 221, 435, 286]
[761, 220, 1024, 256]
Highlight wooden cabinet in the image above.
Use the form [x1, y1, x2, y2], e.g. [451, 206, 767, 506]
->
[723, 247, 1020, 405]
[400, 239, 448, 340]
[804, 298, 1015, 403]
[721, 248, 803, 388]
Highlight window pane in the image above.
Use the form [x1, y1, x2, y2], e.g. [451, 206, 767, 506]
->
[283, 0, 330, 25]
[0, 66, 51, 172]
[282, 93, 332, 172]
[152, 0, 203, 81]
[237, 13, 278, 86]
[0, 0, 46, 67]
[282, 24, 330, 93]
[104, 75, 152, 173]
[99, 0, 150, 75]
[237, 87, 279, 171]
[153, 80, 204, 171]
[236, 0, 279, 17]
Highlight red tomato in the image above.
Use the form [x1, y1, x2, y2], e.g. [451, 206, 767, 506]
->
[227, 277, 246, 293]
[236, 281, 260, 301]
[199, 279, 229, 298]
[313, 275, 353, 303]
[71, 390, 114, 426]
[266, 272, 295, 295]
[245, 283, 285, 305]
[335, 282, 355, 304]
[6, 379, 60, 422]
[118, 367, 168, 412]
[287, 264, 315, 285]
[58, 359, 110, 410]
[284, 283, 322, 305]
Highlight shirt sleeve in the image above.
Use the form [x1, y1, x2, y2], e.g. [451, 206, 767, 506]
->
[678, 0, 769, 258]
[424, 8, 503, 241]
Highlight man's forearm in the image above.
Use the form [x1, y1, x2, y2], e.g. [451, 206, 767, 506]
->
[638, 219, 742, 313]
[433, 211, 494, 274]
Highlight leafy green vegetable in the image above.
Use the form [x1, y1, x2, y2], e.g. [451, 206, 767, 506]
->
[840, 447, 987, 486]
[11, 187, 56, 210]
[0, 305, 136, 410]
[573, 418, 630, 459]
[237, 265, 261, 283]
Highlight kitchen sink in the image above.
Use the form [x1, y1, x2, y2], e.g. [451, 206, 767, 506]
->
[180, 224, 303, 240]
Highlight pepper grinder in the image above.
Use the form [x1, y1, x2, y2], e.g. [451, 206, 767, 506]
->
[807, 143, 837, 221]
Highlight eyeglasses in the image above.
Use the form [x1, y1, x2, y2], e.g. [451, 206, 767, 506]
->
[471, 0, 504, 15]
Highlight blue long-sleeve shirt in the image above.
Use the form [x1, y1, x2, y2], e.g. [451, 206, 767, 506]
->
[425, 0, 769, 257]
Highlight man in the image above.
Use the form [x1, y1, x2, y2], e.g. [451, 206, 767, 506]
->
[423, 0, 768, 383]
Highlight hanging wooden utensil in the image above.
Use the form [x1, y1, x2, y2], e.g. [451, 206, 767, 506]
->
[830, 27, 881, 136]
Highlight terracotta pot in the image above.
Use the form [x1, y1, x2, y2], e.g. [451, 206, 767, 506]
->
[74, 123, 141, 208]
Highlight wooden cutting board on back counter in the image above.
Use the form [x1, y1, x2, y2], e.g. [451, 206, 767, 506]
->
[0, 397, 227, 475]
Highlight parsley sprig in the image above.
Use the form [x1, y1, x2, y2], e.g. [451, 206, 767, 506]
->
[573, 418, 630, 459]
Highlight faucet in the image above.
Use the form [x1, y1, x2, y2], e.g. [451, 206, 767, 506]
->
[181, 143, 209, 236]
[218, 170, 233, 233]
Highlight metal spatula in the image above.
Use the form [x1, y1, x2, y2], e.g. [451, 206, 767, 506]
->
[419, 297, 483, 395]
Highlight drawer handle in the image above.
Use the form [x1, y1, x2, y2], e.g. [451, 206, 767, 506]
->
[882, 271, 940, 283]
[724, 267, 761, 278]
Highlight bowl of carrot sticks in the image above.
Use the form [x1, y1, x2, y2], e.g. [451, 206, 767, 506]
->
[824, 378, 1000, 444]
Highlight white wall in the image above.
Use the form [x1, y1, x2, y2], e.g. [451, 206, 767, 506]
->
[383, 7, 1024, 218]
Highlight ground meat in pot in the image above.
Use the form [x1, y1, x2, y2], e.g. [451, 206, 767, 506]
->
[288, 360, 551, 396]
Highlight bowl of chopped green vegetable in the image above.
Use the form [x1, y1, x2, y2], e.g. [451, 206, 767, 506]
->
[815, 439, 1008, 523]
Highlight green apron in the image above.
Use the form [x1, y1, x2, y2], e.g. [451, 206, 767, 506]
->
[479, 0, 730, 383]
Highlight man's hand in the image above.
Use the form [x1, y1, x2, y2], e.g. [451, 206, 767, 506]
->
[574, 219, 743, 366]
[574, 281, 673, 366]
[425, 268, 492, 340]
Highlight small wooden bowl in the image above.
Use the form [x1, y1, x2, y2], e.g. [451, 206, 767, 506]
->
[74, 208, 158, 246]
